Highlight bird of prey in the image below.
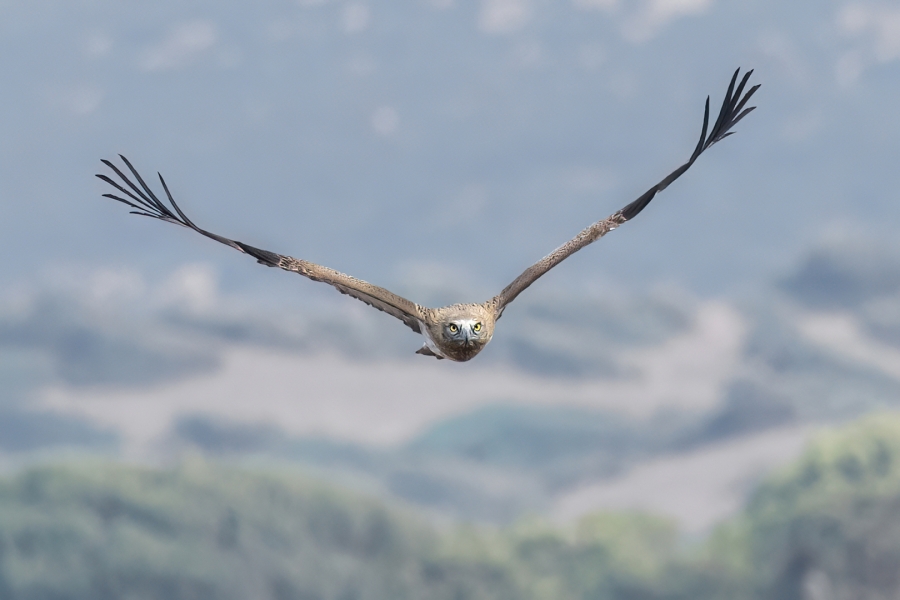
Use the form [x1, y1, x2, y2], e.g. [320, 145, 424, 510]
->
[97, 68, 758, 363]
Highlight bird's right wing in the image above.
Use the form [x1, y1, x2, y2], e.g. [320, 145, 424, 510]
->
[96, 156, 426, 334]
[492, 68, 759, 316]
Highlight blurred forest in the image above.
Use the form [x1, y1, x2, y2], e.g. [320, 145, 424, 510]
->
[3, 412, 900, 599]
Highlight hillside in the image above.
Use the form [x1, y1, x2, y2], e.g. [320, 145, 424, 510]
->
[4, 413, 900, 598]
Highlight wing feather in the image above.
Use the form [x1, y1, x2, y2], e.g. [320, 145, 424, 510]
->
[493, 68, 759, 315]
[96, 156, 425, 333]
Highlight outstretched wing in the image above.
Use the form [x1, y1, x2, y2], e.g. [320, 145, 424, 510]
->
[493, 67, 759, 315]
[96, 156, 426, 333]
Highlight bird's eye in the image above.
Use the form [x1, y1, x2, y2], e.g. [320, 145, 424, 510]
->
[448, 324, 459, 333]
[473, 322, 482, 332]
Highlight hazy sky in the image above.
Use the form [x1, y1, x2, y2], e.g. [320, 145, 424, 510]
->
[1, 0, 898, 305]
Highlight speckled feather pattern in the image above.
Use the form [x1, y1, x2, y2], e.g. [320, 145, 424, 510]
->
[493, 211, 627, 312]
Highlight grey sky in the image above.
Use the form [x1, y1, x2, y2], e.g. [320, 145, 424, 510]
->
[2, 0, 898, 303]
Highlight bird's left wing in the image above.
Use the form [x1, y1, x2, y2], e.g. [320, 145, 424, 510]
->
[96, 156, 426, 333]
[492, 68, 759, 317]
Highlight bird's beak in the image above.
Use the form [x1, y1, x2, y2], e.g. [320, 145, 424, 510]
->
[462, 328, 472, 347]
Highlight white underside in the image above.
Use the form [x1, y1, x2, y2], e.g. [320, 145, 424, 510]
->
[418, 321, 447, 358]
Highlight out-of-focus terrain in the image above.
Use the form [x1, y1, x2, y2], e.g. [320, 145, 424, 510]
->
[3, 413, 900, 599]
[6, 238, 900, 532]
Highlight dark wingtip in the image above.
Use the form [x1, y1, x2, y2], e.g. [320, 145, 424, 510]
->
[702, 67, 759, 150]
[620, 188, 658, 221]
[97, 155, 257, 255]
[616, 68, 759, 223]
[97, 155, 183, 224]
[690, 96, 711, 162]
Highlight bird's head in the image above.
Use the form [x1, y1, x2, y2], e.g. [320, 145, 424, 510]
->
[430, 305, 495, 362]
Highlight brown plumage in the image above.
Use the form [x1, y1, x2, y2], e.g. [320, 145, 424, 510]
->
[96, 68, 759, 362]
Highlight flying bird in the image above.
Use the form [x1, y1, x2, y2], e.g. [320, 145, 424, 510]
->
[97, 68, 759, 362]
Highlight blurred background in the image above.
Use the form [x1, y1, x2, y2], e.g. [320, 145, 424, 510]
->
[2, 0, 900, 597]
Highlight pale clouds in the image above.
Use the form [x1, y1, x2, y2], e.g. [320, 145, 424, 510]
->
[478, 0, 532, 34]
[141, 20, 217, 72]
[838, 2, 900, 61]
[341, 3, 371, 34]
[622, 0, 715, 43]
[572, 0, 618, 11]
[481, 0, 712, 40]
[371, 105, 399, 136]
[154, 264, 219, 314]
[836, 2, 900, 85]
[37, 265, 220, 315]
[83, 268, 147, 307]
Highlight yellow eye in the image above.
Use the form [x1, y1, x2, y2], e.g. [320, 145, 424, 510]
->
[473, 322, 482, 332]
[449, 324, 458, 333]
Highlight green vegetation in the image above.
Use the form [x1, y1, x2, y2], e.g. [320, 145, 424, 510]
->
[5, 414, 900, 599]
[710, 413, 900, 598]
